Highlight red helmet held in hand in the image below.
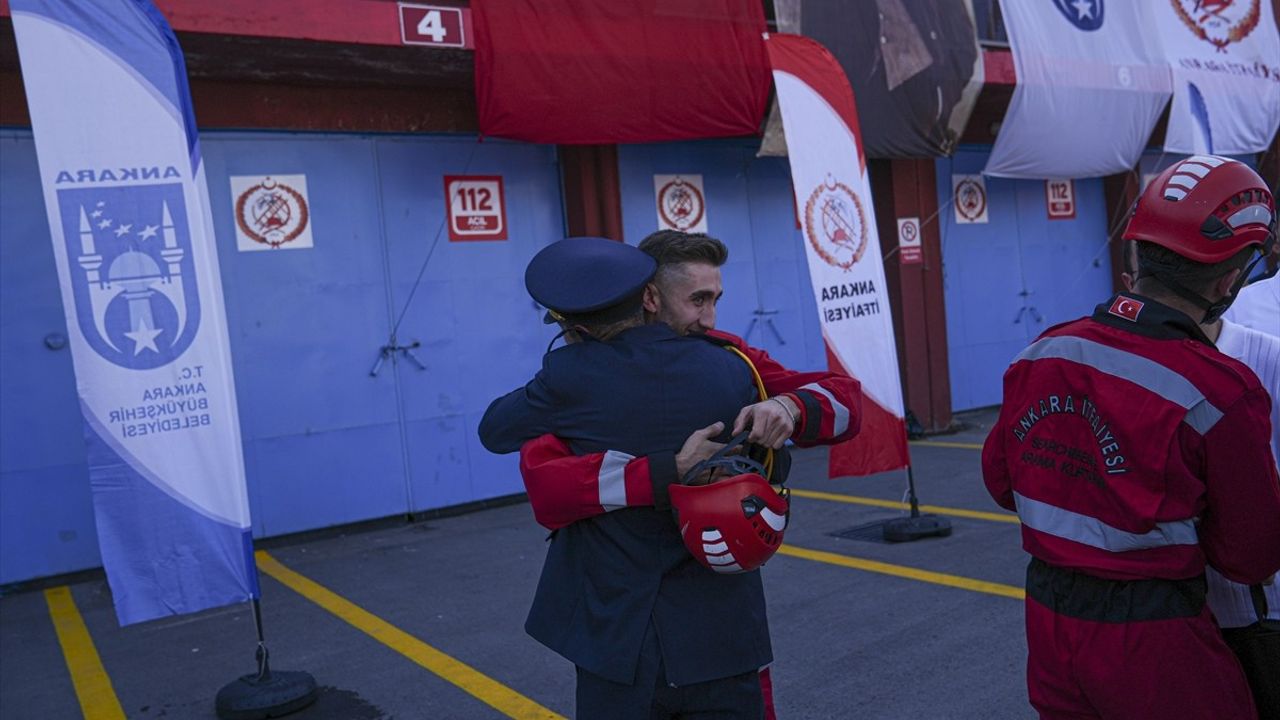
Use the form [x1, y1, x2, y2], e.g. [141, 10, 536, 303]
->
[669, 434, 790, 574]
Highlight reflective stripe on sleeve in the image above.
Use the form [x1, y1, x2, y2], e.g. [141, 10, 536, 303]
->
[1015, 336, 1223, 434]
[598, 450, 634, 511]
[1014, 492, 1198, 552]
[799, 382, 849, 436]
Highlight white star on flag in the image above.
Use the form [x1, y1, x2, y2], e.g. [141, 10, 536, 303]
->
[1072, 0, 1093, 19]
[98, 219, 112, 229]
[138, 224, 159, 240]
[124, 317, 162, 355]
[113, 223, 132, 237]
[91, 210, 103, 218]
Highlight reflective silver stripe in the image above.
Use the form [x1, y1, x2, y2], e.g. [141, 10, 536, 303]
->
[1187, 155, 1227, 168]
[598, 450, 633, 511]
[1178, 162, 1212, 178]
[1226, 205, 1270, 229]
[800, 382, 849, 436]
[1016, 336, 1223, 434]
[1014, 492, 1198, 552]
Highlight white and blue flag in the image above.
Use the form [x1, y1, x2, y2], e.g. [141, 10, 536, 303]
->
[986, 0, 1173, 179]
[11, 0, 257, 624]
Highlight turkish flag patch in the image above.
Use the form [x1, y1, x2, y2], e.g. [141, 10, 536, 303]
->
[1107, 296, 1144, 322]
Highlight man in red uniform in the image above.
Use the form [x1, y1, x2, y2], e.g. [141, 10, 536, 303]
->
[983, 155, 1280, 720]
[516, 231, 862, 719]
[519, 230, 861, 530]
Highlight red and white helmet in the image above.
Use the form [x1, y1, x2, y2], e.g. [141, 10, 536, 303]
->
[1123, 155, 1275, 263]
[669, 438, 789, 574]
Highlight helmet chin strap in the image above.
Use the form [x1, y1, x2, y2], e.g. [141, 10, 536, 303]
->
[1142, 250, 1264, 324]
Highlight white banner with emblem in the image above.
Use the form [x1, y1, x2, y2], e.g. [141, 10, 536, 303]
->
[12, 0, 256, 624]
[1155, 0, 1280, 155]
[766, 33, 909, 477]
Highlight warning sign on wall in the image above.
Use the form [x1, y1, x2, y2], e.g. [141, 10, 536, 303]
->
[952, 174, 989, 224]
[897, 217, 922, 265]
[444, 175, 507, 242]
[230, 174, 313, 252]
[654, 174, 708, 233]
[1045, 179, 1076, 220]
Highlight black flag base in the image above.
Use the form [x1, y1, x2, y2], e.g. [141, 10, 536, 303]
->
[216, 601, 318, 720]
[881, 513, 952, 543]
[215, 668, 317, 720]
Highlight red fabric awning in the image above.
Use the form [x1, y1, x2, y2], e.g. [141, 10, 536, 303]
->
[473, 0, 771, 144]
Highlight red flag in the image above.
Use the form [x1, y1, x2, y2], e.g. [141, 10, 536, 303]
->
[472, 0, 771, 144]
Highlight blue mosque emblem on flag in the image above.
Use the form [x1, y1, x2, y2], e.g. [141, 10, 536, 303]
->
[56, 182, 201, 370]
[1053, 0, 1104, 31]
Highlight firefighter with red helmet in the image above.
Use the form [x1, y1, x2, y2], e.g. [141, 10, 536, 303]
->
[983, 155, 1280, 720]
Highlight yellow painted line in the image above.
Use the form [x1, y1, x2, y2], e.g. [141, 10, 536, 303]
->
[911, 440, 984, 450]
[788, 488, 1020, 524]
[44, 586, 126, 720]
[777, 545, 1025, 600]
[256, 551, 563, 720]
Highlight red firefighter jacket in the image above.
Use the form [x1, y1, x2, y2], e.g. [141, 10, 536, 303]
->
[983, 293, 1280, 585]
[518, 330, 861, 531]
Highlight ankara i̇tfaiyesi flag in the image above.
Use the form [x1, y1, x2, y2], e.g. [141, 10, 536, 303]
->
[1155, 0, 1280, 156]
[10, 0, 257, 624]
[765, 33, 910, 478]
[986, 0, 1172, 179]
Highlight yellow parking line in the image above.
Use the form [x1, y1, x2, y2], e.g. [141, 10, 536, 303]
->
[911, 440, 984, 450]
[255, 551, 564, 720]
[777, 545, 1025, 600]
[44, 586, 126, 720]
[788, 488, 1019, 524]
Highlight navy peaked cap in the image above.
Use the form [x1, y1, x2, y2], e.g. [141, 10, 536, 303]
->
[525, 237, 657, 320]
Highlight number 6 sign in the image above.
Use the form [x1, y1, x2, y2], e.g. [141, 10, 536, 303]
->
[445, 175, 507, 242]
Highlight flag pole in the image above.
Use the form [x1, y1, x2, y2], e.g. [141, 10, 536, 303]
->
[879, 463, 952, 543]
[215, 598, 318, 719]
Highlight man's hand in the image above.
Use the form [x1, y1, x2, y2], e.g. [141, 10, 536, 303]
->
[732, 397, 797, 449]
[675, 421, 726, 482]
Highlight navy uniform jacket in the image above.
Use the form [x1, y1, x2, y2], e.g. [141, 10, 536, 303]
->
[479, 323, 769, 686]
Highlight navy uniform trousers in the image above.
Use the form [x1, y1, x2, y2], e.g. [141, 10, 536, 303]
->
[480, 324, 770, 719]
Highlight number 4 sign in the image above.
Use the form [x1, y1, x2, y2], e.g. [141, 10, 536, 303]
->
[399, 3, 470, 48]
[445, 176, 507, 242]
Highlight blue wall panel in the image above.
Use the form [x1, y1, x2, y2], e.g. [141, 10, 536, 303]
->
[937, 148, 1112, 412]
[1014, 177, 1112, 331]
[0, 132, 102, 583]
[201, 135, 409, 536]
[373, 137, 564, 511]
[936, 151, 1030, 411]
[617, 140, 825, 372]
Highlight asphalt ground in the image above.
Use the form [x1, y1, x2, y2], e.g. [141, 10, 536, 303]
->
[0, 408, 1037, 720]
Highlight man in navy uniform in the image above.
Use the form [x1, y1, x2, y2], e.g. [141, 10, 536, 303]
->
[479, 237, 773, 719]
[508, 231, 864, 719]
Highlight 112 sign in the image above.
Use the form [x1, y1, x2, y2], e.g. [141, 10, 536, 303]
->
[445, 176, 507, 241]
[1045, 179, 1076, 220]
